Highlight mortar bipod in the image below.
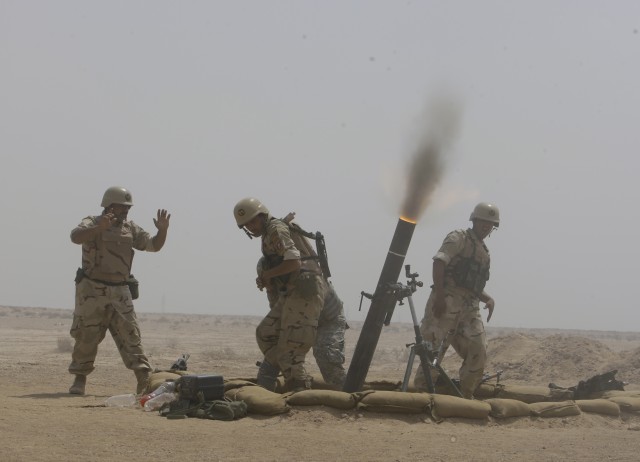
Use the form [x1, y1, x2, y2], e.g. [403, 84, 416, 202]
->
[397, 265, 463, 398]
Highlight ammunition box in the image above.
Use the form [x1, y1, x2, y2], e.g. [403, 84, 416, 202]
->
[178, 374, 224, 402]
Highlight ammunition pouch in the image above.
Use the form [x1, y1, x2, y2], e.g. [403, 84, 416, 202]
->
[451, 258, 489, 295]
[295, 272, 321, 301]
[162, 398, 247, 421]
[127, 275, 140, 300]
[263, 254, 289, 285]
[194, 399, 248, 421]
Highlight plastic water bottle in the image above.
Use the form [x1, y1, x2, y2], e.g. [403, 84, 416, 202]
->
[139, 381, 177, 406]
[105, 393, 138, 408]
[143, 392, 177, 412]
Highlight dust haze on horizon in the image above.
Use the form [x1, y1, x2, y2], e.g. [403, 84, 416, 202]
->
[1, 1, 639, 332]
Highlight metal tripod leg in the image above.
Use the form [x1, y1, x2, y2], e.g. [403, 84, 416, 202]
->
[401, 341, 436, 393]
[401, 292, 462, 397]
[401, 344, 416, 392]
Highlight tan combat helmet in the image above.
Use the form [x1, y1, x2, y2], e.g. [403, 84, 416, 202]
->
[469, 202, 500, 227]
[234, 197, 270, 228]
[101, 186, 134, 208]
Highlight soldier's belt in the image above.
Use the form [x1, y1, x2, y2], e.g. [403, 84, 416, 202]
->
[86, 276, 128, 286]
[299, 269, 322, 276]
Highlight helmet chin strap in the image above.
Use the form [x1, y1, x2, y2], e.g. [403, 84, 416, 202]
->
[240, 214, 267, 239]
[242, 227, 254, 239]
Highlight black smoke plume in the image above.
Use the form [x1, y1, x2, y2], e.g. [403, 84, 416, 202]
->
[400, 97, 461, 222]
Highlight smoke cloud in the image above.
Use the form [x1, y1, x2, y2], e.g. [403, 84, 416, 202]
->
[400, 96, 462, 222]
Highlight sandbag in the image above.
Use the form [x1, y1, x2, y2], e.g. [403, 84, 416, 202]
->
[474, 383, 499, 399]
[484, 398, 531, 418]
[224, 379, 256, 392]
[224, 376, 289, 391]
[575, 399, 621, 416]
[549, 388, 575, 401]
[607, 397, 640, 412]
[588, 390, 640, 399]
[431, 395, 491, 421]
[309, 376, 342, 391]
[361, 380, 402, 391]
[286, 389, 356, 410]
[355, 391, 432, 414]
[529, 400, 581, 418]
[224, 385, 289, 415]
[495, 385, 554, 403]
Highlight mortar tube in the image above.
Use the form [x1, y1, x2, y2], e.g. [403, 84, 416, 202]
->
[343, 217, 416, 393]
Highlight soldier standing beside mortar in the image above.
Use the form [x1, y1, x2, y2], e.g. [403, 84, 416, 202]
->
[258, 255, 347, 389]
[413, 202, 499, 399]
[68, 186, 171, 396]
[234, 197, 325, 392]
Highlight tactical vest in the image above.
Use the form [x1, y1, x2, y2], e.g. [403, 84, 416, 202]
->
[81, 217, 137, 283]
[261, 218, 328, 289]
[446, 229, 490, 295]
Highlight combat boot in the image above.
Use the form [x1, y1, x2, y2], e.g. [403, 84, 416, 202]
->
[288, 378, 312, 393]
[256, 360, 279, 392]
[69, 374, 86, 395]
[134, 370, 150, 395]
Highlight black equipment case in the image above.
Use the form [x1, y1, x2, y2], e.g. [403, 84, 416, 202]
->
[177, 374, 224, 402]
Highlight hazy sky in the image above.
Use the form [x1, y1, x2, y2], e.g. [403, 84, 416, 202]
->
[2, 1, 639, 331]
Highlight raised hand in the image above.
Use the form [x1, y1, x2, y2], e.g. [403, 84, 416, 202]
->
[153, 209, 171, 231]
[96, 211, 117, 230]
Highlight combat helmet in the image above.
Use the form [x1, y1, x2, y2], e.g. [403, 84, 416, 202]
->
[101, 186, 133, 208]
[233, 197, 270, 228]
[469, 202, 500, 227]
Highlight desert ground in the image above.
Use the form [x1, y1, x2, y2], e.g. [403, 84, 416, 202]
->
[1, 305, 639, 462]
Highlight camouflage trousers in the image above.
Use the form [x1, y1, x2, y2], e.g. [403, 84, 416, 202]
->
[68, 278, 151, 376]
[256, 273, 324, 387]
[313, 312, 347, 387]
[413, 288, 487, 398]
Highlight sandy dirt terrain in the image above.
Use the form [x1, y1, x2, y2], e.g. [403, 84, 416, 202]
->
[1, 305, 639, 461]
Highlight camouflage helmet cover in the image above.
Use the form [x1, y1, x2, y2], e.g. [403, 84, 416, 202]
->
[101, 186, 133, 208]
[234, 197, 270, 228]
[469, 202, 500, 227]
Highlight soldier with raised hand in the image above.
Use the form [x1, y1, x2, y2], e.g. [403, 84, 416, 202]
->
[234, 197, 325, 392]
[68, 186, 171, 396]
[414, 202, 500, 399]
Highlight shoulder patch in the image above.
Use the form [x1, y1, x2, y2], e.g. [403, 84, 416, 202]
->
[271, 234, 285, 253]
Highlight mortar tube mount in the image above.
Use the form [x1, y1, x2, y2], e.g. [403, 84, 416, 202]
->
[343, 217, 416, 393]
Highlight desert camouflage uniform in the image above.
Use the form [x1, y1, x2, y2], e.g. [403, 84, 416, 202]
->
[256, 218, 324, 389]
[414, 228, 489, 398]
[260, 262, 347, 388]
[68, 216, 155, 378]
[313, 283, 347, 387]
